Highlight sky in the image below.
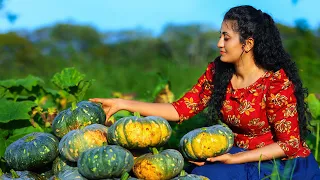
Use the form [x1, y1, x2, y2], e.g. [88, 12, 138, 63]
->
[1, 0, 320, 35]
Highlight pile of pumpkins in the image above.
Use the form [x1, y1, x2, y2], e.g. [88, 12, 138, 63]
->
[2, 101, 234, 180]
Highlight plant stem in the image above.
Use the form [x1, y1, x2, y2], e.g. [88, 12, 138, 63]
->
[10, 169, 19, 178]
[71, 101, 77, 111]
[151, 147, 159, 155]
[180, 170, 187, 176]
[316, 122, 319, 161]
[133, 112, 141, 117]
[120, 172, 130, 180]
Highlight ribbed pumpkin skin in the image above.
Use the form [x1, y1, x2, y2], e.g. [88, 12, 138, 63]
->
[133, 149, 184, 180]
[77, 145, 134, 179]
[52, 155, 77, 175]
[107, 116, 172, 149]
[4, 132, 59, 170]
[58, 124, 108, 162]
[49, 169, 87, 180]
[103, 176, 138, 180]
[104, 178, 138, 180]
[52, 101, 106, 138]
[172, 174, 209, 180]
[1, 171, 44, 180]
[179, 125, 234, 161]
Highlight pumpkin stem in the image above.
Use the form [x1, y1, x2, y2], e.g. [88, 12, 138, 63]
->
[201, 127, 207, 131]
[71, 101, 77, 111]
[133, 112, 141, 117]
[120, 172, 130, 180]
[180, 170, 187, 176]
[151, 147, 159, 155]
[10, 169, 19, 178]
[25, 134, 36, 142]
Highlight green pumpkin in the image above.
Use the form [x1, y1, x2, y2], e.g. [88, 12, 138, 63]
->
[52, 155, 77, 175]
[107, 115, 172, 149]
[0, 170, 44, 180]
[4, 132, 59, 170]
[179, 124, 234, 161]
[58, 124, 108, 162]
[103, 172, 138, 180]
[52, 101, 106, 138]
[49, 169, 87, 180]
[133, 148, 184, 180]
[77, 145, 134, 179]
[171, 170, 209, 180]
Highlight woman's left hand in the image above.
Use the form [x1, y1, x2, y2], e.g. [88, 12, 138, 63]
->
[206, 153, 235, 164]
[189, 153, 236, 166]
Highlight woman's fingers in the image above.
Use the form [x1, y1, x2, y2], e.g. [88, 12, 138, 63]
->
[188, 160, 205, 166]
[89, 98, 109, 104]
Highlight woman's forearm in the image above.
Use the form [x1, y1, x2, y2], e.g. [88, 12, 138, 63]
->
[232, 143, 286, 164]
[122, 99, 180, 122]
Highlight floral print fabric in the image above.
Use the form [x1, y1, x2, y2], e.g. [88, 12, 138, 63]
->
[171, 62, 311, 158]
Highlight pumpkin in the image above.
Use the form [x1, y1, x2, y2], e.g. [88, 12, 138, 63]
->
[52, 101, 106, 138]
[4, 132, 59, 170]
[58, 124, 108, 162]
[77, 145, 134, 179]
[179, 124, 234, 161]
[103, 172, 138, 180]
[0, 170, 44, 180]
[107, 114, 172, 149]
[172, 170, 209, 180]
[52, 155, 77, 175]
[133, 148, 184, 180]
[49, 169, 87, 180]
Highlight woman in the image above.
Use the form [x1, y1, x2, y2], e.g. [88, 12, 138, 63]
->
[90, 5, 320, 180]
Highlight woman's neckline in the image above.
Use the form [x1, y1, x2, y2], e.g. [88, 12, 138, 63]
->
[230, 70, 269, 90]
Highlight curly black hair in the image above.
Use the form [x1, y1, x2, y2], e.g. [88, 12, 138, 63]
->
[207, 5, 311, 140]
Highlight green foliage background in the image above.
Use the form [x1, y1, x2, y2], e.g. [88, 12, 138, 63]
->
[1, 22, 320, 100]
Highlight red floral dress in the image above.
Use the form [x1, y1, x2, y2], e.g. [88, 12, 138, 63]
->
[171, 62, 311, 159]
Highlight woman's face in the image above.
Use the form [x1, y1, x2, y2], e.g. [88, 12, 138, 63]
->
[217, 20, 244, 63]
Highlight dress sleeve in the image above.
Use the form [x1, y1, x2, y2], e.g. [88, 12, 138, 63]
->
[171, 62, 215, 123]
[266, 69, 301, 158]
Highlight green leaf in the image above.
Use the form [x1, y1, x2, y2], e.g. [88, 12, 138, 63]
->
[43, 88, 59, 96]
[0, 75, 44, 91]
[51, 67, 85, 90]
[73, 80, 94, 101]
[307, 94, 320, 119]
[0, 99, 37, 123]
[310, 120, 320, 126]
[11, 126, 41, 138]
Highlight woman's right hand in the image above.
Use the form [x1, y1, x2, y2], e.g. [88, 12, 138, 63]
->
[89, 98, 124, 122]
[90, 97, 180, 123]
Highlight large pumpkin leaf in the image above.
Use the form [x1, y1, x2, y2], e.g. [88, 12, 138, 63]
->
[51, 67, 93, 101]
[307, 94, 320, 119]
[0, 75, 44, 91]
[73, 80, 94, 101]
[51, 67, 85, 90]
[0, 99, 37, 123]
